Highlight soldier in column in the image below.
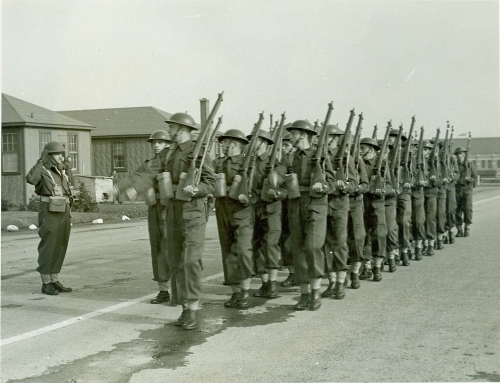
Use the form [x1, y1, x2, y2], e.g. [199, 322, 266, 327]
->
[213, 129, 255, 308]
[454, 146, 477, 237]
[423, 140, 438, 256]
[272, 120, 334, 310]
[434, 140, 447, 250]
[249, 130, 284, 299]
[321, 125, 357, 299]
[396, 137, 413, 266]
[279, 133, 297, 288]
[410, 139, 427, 261]
[444, 148, 459, 243]
[163, 113, 216, 330]
[359, 137, 386, 282]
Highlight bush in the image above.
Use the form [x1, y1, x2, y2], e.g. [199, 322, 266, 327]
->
[72, 181, 100, 213]
[26, 194, 40, 212]
[1, 197, 12, 211]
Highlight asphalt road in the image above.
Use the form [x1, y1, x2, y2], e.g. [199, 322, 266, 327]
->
[2, 187, 500, 383]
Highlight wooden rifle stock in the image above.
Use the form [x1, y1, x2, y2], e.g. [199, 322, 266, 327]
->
[368, 120, 391, 194]
[416, 126, 425, 185]
[351, 113, 363, 166]
[401, 116, 415, 186]
[196, 116, 223, 186]
[335, 109, 355, 182]
[372, 124, 378, 140]
[389, 125, 403, 192]
[310, 102, 334, 197]
[429, 128, 440, 182]
[441, 127, 450, 182]
[464, 132, 472, 180]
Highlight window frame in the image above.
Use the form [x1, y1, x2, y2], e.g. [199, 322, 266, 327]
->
[2, 130, 22, 175]
[67, 133, 79, 173]
[112, 141, 127, 172]
[39, 131, 52, 156]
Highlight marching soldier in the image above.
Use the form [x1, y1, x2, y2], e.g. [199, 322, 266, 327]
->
[423, 140, 438, 256]
[444, 149, 459, 243]
[163, 112, 216, 330]
[213, 129, 255, 308]
[410, 139, 427, 261]
[272, 120, 335, 310]
[26, 141, 73, 295]
[454, 146, 477, 237]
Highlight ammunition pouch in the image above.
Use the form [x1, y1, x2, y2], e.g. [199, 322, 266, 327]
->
[46, 196, 68, 213]
[144, 187, 157, 206]
[284, 173, 300, 199]
[213, 173, 227, 198]
[228, 174, 242, 200]
[157, 172, 174, 206]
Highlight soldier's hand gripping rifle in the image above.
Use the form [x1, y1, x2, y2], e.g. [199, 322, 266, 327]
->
[310, 102, 334, 197]
[440, 126, 450, 184]
[261, 112, 286, 201]
[389, 124, 403, 194]
[368, 120, 391, 195]
[231, 112, 265, 203]
[415, 126, 426, 187]
[401, 116, 415, 190]
[351, 113, 363, 166]
[334, 108, 356, 188]
[463, 132, 472, 182]
[176, 92, 224, 201]
[429, 128, 441, 183]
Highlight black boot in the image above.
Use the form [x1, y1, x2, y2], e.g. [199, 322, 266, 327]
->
[414, 247, 422, 261]
[464, 227, 470, 237]
[42, 283, 59, 295]
[426, 244, 435, 256]
[150, 290, 170, 304]
[280, 273, 296, 287]
[253, 281, 269, 297]
[333, 282, 346, 299]
[443, 233, 449, 244]
[401, 251, 410, 266]
[449, 230, 455, 244]
[309, 289, 321, 310]
[436, 239, 444, 250]
[321, 282, 335, 298]
[182, 309, 199, 330]
[264, 280, 279, 299]
[294, 293, 309, 310]
[224, 292, 241, 308]
[408, 247, 413, 260]
[350, 272, 360, 289]
[238, 290, 250, 309]
[456, 228, 464, 237]
[372, 267, 382, 282]
[52, 281, 72, 293]
[388, 258, 397, 272]
[175, 309, 188, 326]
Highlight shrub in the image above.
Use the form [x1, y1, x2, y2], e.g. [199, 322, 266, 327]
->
[27, 194, 40, 212]
[1, 197, 12, 211]
[72, 181, 100, 213]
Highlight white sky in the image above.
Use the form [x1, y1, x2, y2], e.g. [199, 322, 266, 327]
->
[2, 0, 499, 138]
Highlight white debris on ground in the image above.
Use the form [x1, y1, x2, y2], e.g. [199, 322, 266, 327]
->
[7, 225, 19, 231]
[92, 218, 104, 224]
[28, 224, 37, 230]
[122, 215, 130, 221]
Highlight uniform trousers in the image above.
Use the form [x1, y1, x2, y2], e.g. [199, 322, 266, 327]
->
[446, 183, 457, 230]
[348, 195, 366, 263]
[385, 195, 399, 253]
[436, 186, 447, 235]
[455, 187, 473, 227]
[37, 202, 71, 275]
[363, 194, 387, 259]
[148, 203, 170, 284]
[424, 187, 438, 240]
[324, 195, 349, 273]
[253, 200, 282, 273]
[166, 198, 206, 305]
[411, 187, 426, 241]
[396, 191, 412, 250]
[280, 199, 293, 267]
[214, 197, 255, 284]
[288, 192, 327, 284]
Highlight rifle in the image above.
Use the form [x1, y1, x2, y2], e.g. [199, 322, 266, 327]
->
[310, 102, 334, 197]
[415, 126, 426, 186]
[372, 124, 378, 140]
[196, 116, 223, 185]
[351, 113, 363, 166]
[261, 112, 286, 201]
[270, 113, 273, 132]
[389, 124, 403, 193]
[334, 109, 356, 183]
[234, 112, 265, 200]
[401, 116, 415, 187]
[428, 128, 440, 183]
[464, 132, 472, 181]
[447, 125, 454, 178]
[368, 120, 391, 195]
[441, 126, 450, 182]
[175, 92, 224, 201]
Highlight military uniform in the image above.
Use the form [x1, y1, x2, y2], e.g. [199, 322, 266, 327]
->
[455, 153, 477, 237]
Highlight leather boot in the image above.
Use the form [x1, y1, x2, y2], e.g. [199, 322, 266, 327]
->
[388, 258, 397, 273]
[224, 292, 241, 308]
[150, 290, 170, 304]
[238, 290, 250, 309]
[264, 280, 279, 299]
[42, 283, 59, 295]
[464, 227, 470, 237]
[443, 234, 449, 244]
[350, 272, 360, 289]
[449, 230, 455, 244]
[321, 282, 335, 298]
[182, 309, 199, 330]
[52, 281, 72, 293]
[401, 251, 410, 266]
[294, 293, 309, 310]
[372, 267, 382, 282]
[253, 281, 269, 297]
[408, 247, 413, 260]
[309, 289, 321, 310]
[436, 239, 444, 250]
[359, 268, 368, 280]
[426, 245, 435, 256]
[395, 254, 401, 266]
[414, 247, 422, 261]
[280, 273, 296, 287]
[333, 282, 346, 299]
[175, 309, 188, 326]
[456, 228, 464, 237]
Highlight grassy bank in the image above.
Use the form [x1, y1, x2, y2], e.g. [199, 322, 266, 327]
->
[1, 202, 149, 231]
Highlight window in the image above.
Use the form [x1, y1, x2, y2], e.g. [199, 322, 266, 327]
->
[497, 159, 500, 168]
[481, 160, 486, 168]
[39, 131, 51, 156]
[2, 132, 19, 173]
[488, 160, 492, 169]
[112, 142, 126, 171]
[67, 133, 78, 172]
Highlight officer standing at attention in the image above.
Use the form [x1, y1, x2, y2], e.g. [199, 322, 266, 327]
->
[213, 129, 255, 308]
[26, 142, 73, 295]
[163, 113, 216, 330]
[454, 146, 477, 237]
[272, 120, 335, 310]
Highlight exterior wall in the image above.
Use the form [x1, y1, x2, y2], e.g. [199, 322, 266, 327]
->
[73, 175, 114, 203]
[1, 126, 26, 205]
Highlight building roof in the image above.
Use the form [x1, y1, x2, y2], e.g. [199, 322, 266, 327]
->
[58, 107, 200, 138]
[452, 137, 500, 155]
[2, 93, 94, 130]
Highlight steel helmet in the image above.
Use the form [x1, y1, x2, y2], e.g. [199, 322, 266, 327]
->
[282, 133, 292, 142]
[377, 139, 393, 150]
[454, 146, 467, 154]
[360, 137, 380, 151]
[165, 112, 198, 131]
[327, 124, 344, 136]
[286, 120, 318, 136]
[218, 129, 249, 144]
[246, 129, 274, 145]
[422, 140, 433, 149]
[389, 128, 408, 141]
[44, 141, 66, 154]
[148, 130, 171, 142]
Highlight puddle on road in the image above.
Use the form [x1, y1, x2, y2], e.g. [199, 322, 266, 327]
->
[467, 371, 500, 382]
